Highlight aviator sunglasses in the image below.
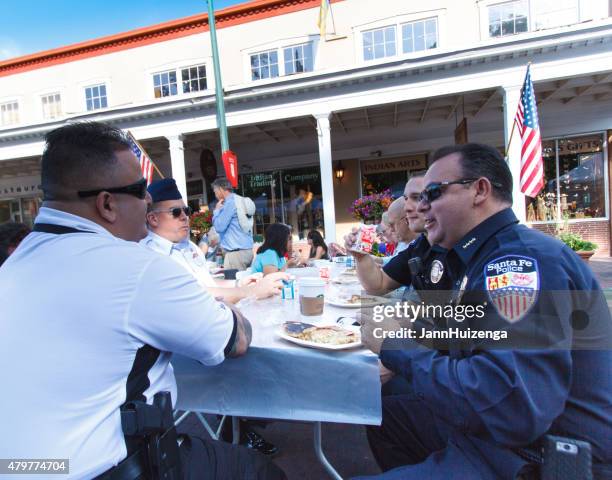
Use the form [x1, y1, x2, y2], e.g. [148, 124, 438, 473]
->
[152, 206, 192, 218]
[419, 178, 502, 204]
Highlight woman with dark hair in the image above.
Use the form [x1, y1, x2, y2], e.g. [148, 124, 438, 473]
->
[251, 223, 299, 275]
[307, 230, 329, 260]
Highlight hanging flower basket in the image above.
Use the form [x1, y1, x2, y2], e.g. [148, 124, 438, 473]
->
[349, 190, 394, 223]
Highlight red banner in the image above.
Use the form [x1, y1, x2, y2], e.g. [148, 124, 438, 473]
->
[222, 150, 238, 188]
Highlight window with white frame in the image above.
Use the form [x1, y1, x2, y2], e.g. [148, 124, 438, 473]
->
[283, 43, 313, 75]
[85, 84, 108, 111]
[533, 0, 579, 30]
[488, 1, 529, 37]
[0, 101, 19, 126]
[362, 26, 396, 61]
[41, 93, 62, 120]
[402, 18, 438, 53]
[153, 70, 178, 98]
[181, 65, 207, 93]
[250, 50, 279, 81]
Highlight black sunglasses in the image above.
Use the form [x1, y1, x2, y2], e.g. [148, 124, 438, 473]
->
[77, 178, 148, 199]
[152, 206, 192, 218]
[418, 178, 502, 204]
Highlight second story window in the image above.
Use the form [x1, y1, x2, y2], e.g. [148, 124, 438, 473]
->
[85, 84, 108, 111]
[533, 0, 579, 30]
[41, 93, 62, 120]
[402, 18, 438, 53]
[181, 65, 207, 93]
[283, 43, 313, 75]
[1, 101, 19, 126]
[251, 50, 279, 81]
[363, 26, 396, 61]
[488, 1, 528, 37]
[153, 70, 178, 98]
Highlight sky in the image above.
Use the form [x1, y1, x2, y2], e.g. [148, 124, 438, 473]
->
[0, 0, 246, 60]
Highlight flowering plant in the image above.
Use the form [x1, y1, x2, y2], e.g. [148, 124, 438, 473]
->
[349, 190, 394, 223]
[190, 210, 213, 234]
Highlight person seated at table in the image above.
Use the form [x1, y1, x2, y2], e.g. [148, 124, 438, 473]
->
[198, 226, 220, 261]
[251, 223, 301, 275]
[328, 241, 347, 257]
[0, 221, 30, 267]
[307, 230, 329, 260]
[142, 178, 287, 304]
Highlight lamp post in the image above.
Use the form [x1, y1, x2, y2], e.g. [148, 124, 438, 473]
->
[206, 0, 238, 186]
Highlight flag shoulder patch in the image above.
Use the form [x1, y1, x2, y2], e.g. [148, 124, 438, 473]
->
[484, 255, 539, 323]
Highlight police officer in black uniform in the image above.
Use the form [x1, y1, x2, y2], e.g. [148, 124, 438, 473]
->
[344, 172, 451, 308]
[363, 144, 612, 479]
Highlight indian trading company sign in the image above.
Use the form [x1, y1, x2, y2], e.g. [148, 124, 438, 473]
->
[0, 175, 42, 200]
[361, 155, 427, 174]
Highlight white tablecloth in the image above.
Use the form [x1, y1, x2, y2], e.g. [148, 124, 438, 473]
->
[172, 269, 382, 425]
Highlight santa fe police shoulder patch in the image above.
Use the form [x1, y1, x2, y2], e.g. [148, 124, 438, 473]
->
[484, 255, 539, 323]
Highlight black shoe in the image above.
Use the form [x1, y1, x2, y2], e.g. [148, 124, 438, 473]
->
[242, 430, 279, 456]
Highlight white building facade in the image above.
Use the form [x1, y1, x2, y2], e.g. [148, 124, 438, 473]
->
[1, 0, 611, 252]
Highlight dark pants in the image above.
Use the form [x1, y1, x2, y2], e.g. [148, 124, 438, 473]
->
[180, 435, 286, 480]
[359, 395, 529, 480]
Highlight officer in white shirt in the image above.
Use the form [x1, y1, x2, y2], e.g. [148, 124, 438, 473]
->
[142, 179, 283, 456]
[141, 178, 287, 304]
[0, 122, 286, 480]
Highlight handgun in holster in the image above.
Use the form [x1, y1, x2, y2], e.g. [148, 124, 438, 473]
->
[121, 391, 182, 480]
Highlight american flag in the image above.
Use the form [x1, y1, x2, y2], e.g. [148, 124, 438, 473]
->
[515, 65, 544, 198]
[127, 132, 154, 185]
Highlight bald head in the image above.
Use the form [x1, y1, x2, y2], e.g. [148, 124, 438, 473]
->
[387, 197, 414, 243]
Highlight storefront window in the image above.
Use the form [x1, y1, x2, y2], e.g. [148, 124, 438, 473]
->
[237, 166, 324, 240]
[282, 167, 323, 240]
[526, 134, 606, 222]
[239, 171, 283, 238]
[0, 197, 41, 227]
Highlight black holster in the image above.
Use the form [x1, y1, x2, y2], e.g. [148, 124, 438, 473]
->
[120, 392, 182, 480]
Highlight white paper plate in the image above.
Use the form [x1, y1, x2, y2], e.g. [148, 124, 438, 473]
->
[325, 295, 390, 308]
[277, 324, 362, 351]
[331, 275, 360, 285]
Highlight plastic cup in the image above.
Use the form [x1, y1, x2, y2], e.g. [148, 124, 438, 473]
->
[297, 277, 325, 316]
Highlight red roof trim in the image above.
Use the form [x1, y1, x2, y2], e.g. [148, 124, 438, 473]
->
[0, 0, 341, 78]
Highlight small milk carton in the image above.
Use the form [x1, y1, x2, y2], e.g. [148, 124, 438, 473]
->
[281, 279, 295, 300]
[349, 224, 377, 254]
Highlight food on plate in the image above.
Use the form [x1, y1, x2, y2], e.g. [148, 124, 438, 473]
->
[283, 323, 359, 345]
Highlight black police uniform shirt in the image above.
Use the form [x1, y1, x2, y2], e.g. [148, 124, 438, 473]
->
[380, 208, 612, 466]
[383, 234, 453, 301]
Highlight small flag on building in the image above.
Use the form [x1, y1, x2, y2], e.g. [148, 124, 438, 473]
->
[317, 0, 331, 38]
[514, 65, 544, 198]
[127, 131, 155, 185]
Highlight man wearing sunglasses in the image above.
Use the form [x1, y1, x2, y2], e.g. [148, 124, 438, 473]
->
[364, 144, 611, 479]
[0, 122, 286, 480]
[142, 178, 287, 306]
[344, 172, 451, 306]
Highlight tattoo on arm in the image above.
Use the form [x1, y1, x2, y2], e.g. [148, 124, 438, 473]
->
[227, 310, 252, 357]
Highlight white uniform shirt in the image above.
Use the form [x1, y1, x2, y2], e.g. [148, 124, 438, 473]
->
[140, 231, 216, 288]
[0, 208, 234, 479]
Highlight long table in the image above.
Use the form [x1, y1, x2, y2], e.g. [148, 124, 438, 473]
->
[172, 268, 382, 479]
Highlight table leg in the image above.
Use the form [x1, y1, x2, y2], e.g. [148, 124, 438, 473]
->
[313, 422, 343, 480]
[173, 410, 191, 427]
[232, 416, 240, 445]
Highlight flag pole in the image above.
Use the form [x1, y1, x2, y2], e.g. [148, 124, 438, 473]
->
[328, 0, 336, 35]
[127, 130, 164, 179]
[504, 119, 517, 158]
[504, 62, 531, 157]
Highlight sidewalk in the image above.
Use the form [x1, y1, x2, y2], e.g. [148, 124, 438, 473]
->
[589, 257, 612, 289]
